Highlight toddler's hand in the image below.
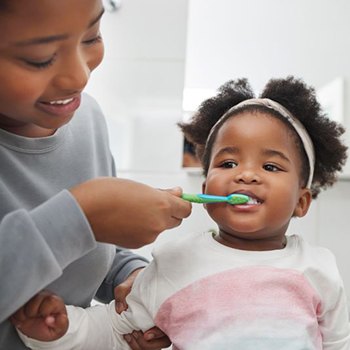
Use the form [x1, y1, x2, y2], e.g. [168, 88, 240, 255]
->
[114, 268, 144, 314]
[10, 291, 68, 342]
[114, 269, 172, 350]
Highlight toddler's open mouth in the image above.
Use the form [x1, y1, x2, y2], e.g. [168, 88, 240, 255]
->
[231, 192, 262, 205]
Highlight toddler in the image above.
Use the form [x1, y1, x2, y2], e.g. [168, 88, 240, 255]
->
[15, 77, 350, 349]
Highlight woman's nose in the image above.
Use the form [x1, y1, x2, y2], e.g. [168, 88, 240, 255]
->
[53, 53, 90, 92]
[234, 169, 260, 184]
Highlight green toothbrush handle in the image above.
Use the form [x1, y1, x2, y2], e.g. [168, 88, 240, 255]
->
[181, 193, 205, 203]
[181, 193, 227, 204]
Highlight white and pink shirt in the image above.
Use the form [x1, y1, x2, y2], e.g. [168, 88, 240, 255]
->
[20, 232, 350, 350]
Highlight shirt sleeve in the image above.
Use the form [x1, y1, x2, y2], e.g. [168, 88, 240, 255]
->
[18, 262, 160, 350]
[17, 304, 129, 350]
[0, 190, 96, 322]
[109, 261, 159, 335]
[310, 248, 350, 350]
[321, 280, 350, 350]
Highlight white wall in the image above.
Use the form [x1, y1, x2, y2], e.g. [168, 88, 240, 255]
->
[86, 0, 350, 302]
[185, 0, 350, 175]
[85, 0, 189, 171]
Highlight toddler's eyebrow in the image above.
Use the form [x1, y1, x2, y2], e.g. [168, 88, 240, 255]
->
[13, 8, 105, 47]
[213, 146, 239, 158]
[262, 148, 290, 163]
[213, 146, 291, 163]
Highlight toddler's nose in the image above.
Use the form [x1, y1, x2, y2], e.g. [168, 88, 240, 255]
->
[234, 169, 260, 184]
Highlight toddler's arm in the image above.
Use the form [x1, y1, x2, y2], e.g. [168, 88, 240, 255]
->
[14, 299, 128, 350]
[13, 261, 162, 350]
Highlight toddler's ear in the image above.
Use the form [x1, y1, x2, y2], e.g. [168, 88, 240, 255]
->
[293, 189, 312, 217]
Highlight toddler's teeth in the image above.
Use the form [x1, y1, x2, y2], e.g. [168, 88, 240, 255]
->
[246, 197, 260, 205]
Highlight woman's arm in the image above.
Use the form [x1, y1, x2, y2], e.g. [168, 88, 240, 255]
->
[0, 190, 97, 323]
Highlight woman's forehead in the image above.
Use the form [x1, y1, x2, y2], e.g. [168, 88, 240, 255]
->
[0, 1, 103, 53]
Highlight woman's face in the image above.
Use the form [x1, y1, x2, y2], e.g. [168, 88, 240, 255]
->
[203, 111, 311, 251]
[0, 0, 104, 137]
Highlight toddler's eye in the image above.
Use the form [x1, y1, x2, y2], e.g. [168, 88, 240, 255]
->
[221, 161, 237, 169]
[264, 164, 280, 172]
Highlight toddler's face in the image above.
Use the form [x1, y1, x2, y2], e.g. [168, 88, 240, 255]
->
[0, 0, 104, 137]
[203, 111, 311, 250]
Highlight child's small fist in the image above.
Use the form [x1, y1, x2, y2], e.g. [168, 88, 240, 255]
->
[10, 290, 69, 342]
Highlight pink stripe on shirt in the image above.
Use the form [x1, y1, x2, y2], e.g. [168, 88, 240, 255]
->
[155, 266, 322, 349]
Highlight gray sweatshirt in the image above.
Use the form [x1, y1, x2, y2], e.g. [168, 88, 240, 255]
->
[0, 94, 148, 349]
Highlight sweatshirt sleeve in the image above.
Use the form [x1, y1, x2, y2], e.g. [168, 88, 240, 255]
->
[0, 190, 96, 322]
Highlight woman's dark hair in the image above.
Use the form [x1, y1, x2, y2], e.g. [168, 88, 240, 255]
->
[0, 1, 8, 10]
[179, 76, 348, 199]
[0, 1, 11, 12]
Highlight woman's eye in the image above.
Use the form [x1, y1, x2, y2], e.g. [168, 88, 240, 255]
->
[83, 34, 103, 45]
[264, 164, 280, 172]
[24, 56, 56, 69]
[221, 161, 237, 169]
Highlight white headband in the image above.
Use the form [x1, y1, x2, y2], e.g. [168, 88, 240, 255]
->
[206, 98, 315, 188]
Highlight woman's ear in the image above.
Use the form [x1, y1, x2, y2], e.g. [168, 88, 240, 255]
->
[293, 188, 312, 218]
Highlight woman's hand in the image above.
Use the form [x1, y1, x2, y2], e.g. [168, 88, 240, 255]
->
[124, 328, 171, 350]
[71, 177, 192, 248]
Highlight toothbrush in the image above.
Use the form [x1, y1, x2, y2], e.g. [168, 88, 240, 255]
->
[182, 193, 249, 205]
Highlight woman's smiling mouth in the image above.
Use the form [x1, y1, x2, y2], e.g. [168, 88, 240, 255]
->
[37, 95, 81, 116]
[48, 98, 74, 105]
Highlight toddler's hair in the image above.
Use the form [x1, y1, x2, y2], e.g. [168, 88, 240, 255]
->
[179, 76, 348, 198]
